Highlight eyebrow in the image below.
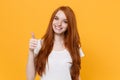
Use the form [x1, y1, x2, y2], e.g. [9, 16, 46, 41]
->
[54, 16, 68, 20]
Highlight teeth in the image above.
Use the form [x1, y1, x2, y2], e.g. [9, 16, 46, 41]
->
[55, 25, 62, 30]
[56, 27, 61, 30]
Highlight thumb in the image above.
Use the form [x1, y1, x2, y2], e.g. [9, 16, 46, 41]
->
[31, 32, 35, 39]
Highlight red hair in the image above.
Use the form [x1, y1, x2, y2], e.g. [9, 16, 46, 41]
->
[34, 6, 81, 80]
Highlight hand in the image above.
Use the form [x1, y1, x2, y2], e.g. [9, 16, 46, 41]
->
[29, 32, 38, 51]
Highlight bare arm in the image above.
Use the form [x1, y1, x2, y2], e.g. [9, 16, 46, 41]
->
[26, 50, 36, 80]
[26, 32, 38, 80]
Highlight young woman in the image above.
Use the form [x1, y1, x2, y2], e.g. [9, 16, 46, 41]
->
[26, 6, 85, 80]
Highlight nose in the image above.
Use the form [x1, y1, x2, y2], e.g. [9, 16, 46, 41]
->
[57, 20, 62, 26]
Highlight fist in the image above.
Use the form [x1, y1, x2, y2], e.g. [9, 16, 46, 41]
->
[29, 32, 38, 51]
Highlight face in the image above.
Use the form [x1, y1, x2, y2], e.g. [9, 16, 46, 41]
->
[52, 10, 68, 35]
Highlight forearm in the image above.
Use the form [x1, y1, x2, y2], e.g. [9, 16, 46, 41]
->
[26, 50, 36, 80]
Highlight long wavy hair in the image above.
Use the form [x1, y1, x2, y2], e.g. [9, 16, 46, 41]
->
[34, 6, 82, 80]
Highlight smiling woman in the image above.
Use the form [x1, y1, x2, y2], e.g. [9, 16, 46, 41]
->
[52, 10, 68, 35]
[26, 6, 85, 80]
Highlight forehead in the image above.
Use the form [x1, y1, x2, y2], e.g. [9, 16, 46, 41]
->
[55, 10, 67, 19]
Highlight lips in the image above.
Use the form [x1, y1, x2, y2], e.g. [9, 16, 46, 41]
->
[55, 25, 62, 30]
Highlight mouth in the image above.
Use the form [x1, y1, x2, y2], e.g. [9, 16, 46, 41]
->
[55, 25, 62, 30]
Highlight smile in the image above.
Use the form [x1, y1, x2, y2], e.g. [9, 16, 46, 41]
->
[55, 25, 62, 30]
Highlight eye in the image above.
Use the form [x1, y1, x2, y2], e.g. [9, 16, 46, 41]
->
[54, 16, 59, 20]
[64, 20, 68, 23]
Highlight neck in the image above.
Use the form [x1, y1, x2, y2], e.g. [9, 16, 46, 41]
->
[54, 34, 64, 43]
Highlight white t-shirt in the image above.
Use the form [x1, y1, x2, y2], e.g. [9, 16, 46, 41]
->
[34, 39, 85, 80]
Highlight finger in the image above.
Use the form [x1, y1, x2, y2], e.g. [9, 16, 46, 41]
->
[31, 32, 35, 39]
[29, 39, 38, 44]
[29, 43, 37, 48]
[29, 42, 37, 45]
[29, 44, 37, 48]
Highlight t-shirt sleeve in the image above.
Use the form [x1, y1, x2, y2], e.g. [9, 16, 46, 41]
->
[79, 48, 85, 57]
[34, 39, 42, 55]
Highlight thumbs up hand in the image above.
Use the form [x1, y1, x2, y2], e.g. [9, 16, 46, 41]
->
[29, 32, 38, 51]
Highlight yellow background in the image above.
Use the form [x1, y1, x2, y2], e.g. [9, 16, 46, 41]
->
[0, 0, 120, 80]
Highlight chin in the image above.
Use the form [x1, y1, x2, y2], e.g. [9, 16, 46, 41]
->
[54, 31, 63, 35]
[53, 30, 65, 35]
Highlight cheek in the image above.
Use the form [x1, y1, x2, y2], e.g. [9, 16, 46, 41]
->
[52, 20, 57, 24]
[62, 25, 68, 32]
[63, 23, 68, 29]
[52, 21, 56, 28]
[52, 20, 54, 25]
